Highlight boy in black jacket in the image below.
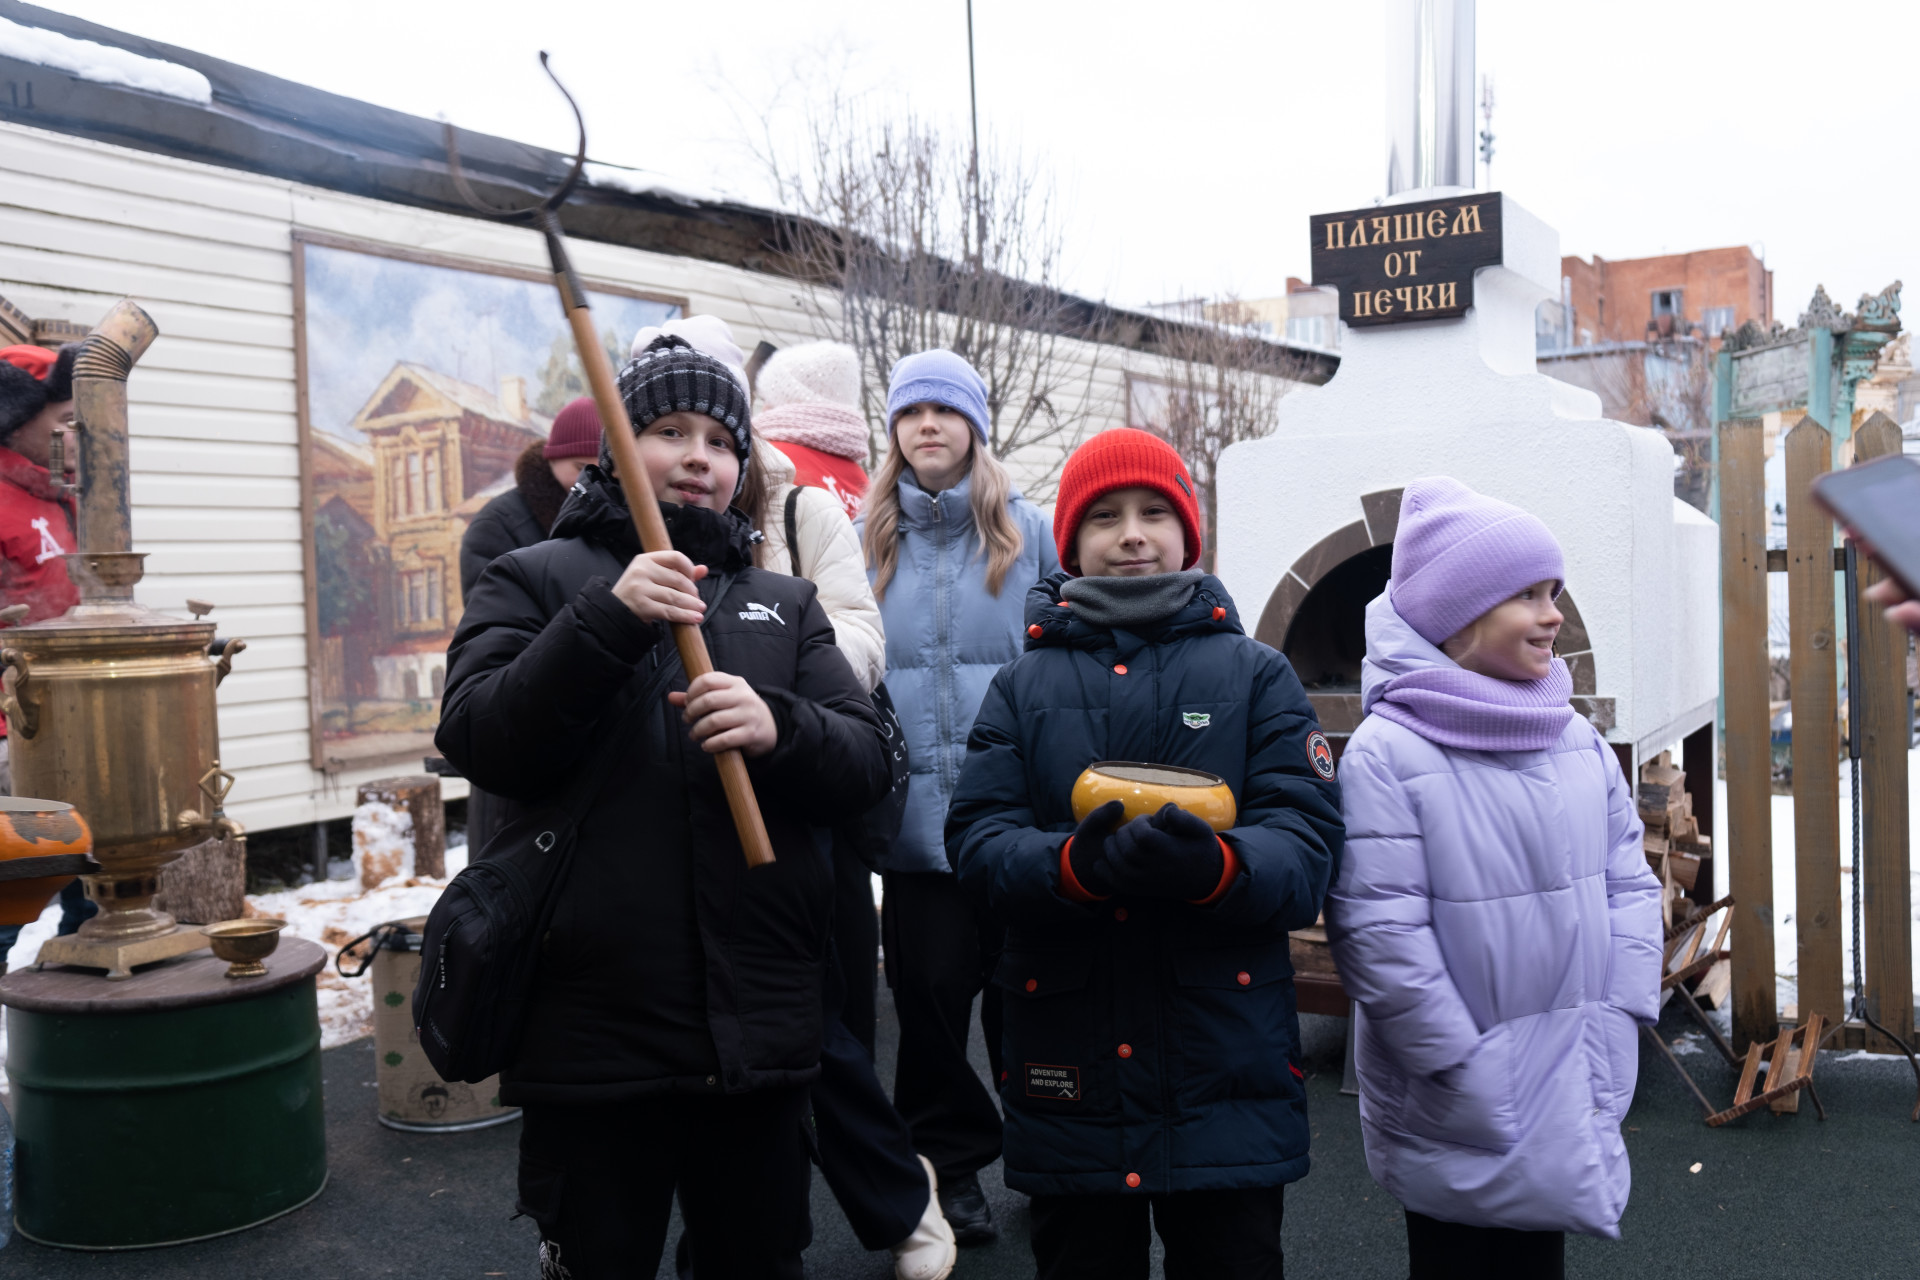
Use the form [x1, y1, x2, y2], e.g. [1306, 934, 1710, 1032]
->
[438, 337, 889, 1280]
[946, 428, 1343, 1280]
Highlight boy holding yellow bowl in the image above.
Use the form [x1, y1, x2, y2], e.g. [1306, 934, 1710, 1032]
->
[946, 428, 1343, 1279]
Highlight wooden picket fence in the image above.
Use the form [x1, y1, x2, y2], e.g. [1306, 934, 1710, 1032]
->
[1719, 410, 1913, 1053]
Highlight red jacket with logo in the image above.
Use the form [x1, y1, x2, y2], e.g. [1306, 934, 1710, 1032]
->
[771, 440, 869, 519]
[0, 446, 77, 737]
[0, 444, 77, 623]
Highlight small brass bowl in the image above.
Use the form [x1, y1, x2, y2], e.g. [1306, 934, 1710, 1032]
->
[1071, 762, 1237, 832]
[203, 918, 286, 979]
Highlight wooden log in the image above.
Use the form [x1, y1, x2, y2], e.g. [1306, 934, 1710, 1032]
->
[1638, 761, 1688, 813]
[1732, 1040, 1763, 1106]
[1784, 416, 1845, 1027]
[1851, 414, 1914, 1052]
[353, 775, 446, 885]
[1719, 418, 1778, 1051]
[1698, 958, 1732, 1009]
[153, 834, 245, 925]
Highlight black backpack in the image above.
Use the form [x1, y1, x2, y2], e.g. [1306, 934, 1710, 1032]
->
[412, 647, 683, 1084]
[784, 486, 910, 869]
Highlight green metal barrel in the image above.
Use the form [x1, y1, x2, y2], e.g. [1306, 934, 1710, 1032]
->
[0, 936, 328, 1249]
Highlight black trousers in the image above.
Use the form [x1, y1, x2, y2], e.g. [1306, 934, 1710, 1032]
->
[1030, 1186, 1286, 1280]
[832, 847, 879, 1057]
[881, 869, 1004, 1177]
[517, 1087, 813, 1280]
[1405, 1210, 1565, 1279]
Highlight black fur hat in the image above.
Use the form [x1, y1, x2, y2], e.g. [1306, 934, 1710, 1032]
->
[0, 344, 77, 441]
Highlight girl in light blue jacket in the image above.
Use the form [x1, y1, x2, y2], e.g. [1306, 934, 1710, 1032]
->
[855, 349, 1056, 1244]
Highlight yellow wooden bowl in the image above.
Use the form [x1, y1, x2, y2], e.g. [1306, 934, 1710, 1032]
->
[1070, 762, 1237, 832]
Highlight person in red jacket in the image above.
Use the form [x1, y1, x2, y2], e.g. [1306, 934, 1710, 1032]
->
[753, 341, 872, 518]
[0, 342, 92, 963]
[0, 344, 79, 628]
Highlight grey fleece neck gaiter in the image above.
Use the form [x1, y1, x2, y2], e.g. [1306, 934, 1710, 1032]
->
[1058, 570, 1204, 631]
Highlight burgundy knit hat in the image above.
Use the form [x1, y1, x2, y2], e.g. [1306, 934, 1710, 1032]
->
[1053, 428, 1202, 573]
[545, 396, 603, 461]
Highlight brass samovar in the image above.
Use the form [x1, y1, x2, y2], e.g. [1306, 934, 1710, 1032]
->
[0, 300, 245, 978]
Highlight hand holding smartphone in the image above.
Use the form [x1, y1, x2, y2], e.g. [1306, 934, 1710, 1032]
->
[1810, 453, 1920, 633]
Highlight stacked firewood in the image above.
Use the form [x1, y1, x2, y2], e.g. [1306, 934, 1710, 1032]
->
[1639, 752, 1711, 920]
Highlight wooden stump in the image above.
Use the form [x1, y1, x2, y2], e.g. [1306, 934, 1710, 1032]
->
[354, 775, 445, 882]
[154, 834, 246, 925]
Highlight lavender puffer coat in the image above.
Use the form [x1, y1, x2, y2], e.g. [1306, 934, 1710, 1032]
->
[1325, 600, 1662, 1238]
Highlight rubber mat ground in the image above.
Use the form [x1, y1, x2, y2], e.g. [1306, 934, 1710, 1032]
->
[2, 991, 1916, 1278]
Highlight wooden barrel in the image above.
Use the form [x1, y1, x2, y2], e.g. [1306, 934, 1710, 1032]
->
[368, 917, 517, 1132]
[0, 937, 327, 1249]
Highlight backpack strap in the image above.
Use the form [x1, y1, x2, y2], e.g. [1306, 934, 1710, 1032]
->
[784, 485, 806, 578]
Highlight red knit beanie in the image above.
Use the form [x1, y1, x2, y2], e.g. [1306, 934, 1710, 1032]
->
[545, 396, 604, 460]
[1053, 428, 1202, 573]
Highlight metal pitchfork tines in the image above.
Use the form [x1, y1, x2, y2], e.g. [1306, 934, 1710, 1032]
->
[441, 56, 774, 870]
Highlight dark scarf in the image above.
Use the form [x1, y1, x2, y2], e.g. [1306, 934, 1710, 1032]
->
[549, 465, 756, 573]
[513, 440, 570, 534]
[1058, 570, 1204, 631]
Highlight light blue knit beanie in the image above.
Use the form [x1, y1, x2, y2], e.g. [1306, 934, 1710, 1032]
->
[886, 349, 989, 441]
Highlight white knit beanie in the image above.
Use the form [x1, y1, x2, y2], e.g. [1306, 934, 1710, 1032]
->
[756, 341, 861, 411]
[630, 315, 750, 397]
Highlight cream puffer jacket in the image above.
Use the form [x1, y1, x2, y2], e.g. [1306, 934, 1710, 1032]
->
[756, 439, 886, 693]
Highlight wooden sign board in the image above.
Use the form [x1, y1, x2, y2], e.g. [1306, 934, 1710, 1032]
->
[1728, 338, 1812, 418]
[1309, 192, 1504, 327]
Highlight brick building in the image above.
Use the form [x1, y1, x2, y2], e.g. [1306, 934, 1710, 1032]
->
[1559, 246, 1771, 346]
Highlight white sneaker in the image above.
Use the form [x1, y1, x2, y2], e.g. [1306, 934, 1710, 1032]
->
[890, 1155, 958, 1280]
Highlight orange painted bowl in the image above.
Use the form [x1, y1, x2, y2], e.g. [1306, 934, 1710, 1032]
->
[1070, 762, 1237, 832]
[0, 797, 94, 927]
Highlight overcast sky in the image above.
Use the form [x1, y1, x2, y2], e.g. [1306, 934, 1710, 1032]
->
[36, 0, 1920, 320]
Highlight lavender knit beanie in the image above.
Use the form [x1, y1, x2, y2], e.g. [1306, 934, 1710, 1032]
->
[887, 349, 989, 441]
[1388, 477, 1566, 647]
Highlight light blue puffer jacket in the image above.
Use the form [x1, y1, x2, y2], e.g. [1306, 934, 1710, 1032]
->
[1326, 597, 1662, 1238]
[858, 473, 1057, 874]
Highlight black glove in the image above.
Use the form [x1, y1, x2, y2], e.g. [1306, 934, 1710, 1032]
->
[1064, 800, 1126, 899]
[1109, 803, 1227, 901]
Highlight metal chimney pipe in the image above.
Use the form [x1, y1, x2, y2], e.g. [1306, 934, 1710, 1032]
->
[68, 299, 158, 600]
[1385, 0, 1476, 196]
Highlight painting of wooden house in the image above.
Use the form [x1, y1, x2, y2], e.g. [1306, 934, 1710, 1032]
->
[310, 363, 546, 763]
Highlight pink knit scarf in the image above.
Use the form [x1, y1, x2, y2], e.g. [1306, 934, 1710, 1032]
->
[1371, 658, 1576, 752]
[755, 403, 869, 463]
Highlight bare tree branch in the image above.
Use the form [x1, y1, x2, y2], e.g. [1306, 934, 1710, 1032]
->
[759, 97, 1104, 502]
[1133, 299, 1312, 573]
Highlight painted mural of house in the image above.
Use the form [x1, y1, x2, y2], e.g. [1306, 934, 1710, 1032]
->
[311, 366, 544, 761]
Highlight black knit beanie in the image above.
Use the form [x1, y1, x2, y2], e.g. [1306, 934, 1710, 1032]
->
[611, 334, 752, 497]
[0, 344, 76, 442]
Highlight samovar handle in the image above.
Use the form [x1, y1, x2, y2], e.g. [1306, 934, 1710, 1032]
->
[212, 637, 246, 686]
[1, 647, 38, 739]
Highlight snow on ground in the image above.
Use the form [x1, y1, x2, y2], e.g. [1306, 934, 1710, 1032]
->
[0, 833, 470, 1091]
[1711, 749, 1920, 1013]
[253, 834, 469, 1050]
[0, 16, 212, 103]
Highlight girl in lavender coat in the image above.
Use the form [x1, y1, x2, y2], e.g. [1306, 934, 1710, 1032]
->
[1326, 478, 1662, 1277]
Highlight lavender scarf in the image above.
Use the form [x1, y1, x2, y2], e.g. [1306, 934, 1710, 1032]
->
[1362, 594, 1575, 752]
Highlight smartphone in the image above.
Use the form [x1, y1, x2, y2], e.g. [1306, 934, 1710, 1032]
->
[1810, 454, 1920, 597]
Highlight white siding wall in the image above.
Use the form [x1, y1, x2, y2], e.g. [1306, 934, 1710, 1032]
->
[0, 119, 1174, 831]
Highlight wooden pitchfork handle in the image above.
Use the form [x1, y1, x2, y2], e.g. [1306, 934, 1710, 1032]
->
[445, 56, 773, 869]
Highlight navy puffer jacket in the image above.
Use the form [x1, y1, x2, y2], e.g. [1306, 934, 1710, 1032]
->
[946, 571, 1344, 1197]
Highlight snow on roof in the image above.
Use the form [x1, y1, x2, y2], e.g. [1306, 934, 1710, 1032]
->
[584, 161, 730, 208]
[0, 16, 212, 105]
